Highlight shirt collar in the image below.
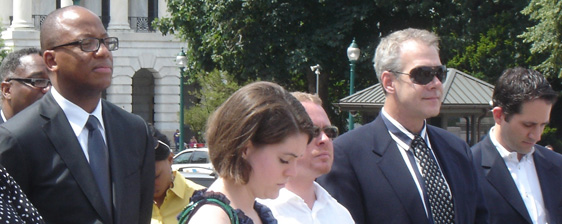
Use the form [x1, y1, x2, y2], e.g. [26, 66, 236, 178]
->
[381, 108, 428, 147]
[489, 126, 535, 163]
[0, 110, 7, 122]
[51, 88, 104, 136]
[168, 171, 188, 200]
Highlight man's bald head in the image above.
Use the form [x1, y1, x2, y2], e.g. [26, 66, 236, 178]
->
[40, 6, 102, 51]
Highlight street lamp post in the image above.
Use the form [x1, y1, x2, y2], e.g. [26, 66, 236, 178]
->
[176, 48, 188, 151]
[347, 38, 360, 131]
[310, 64, 321, 94]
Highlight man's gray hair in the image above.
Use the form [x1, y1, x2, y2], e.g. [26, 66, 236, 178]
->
[0, 48, 42, 81]
[373, 28, 439, 82]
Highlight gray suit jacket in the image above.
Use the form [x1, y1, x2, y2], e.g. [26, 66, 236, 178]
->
[472, 135, 562, 224]
[0, 92, 155, 224]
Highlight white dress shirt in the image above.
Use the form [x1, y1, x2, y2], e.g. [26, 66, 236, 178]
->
[51, 88, 105, 162]
[259, 182, 355, 224]
[0, 110, 7, 122]
[490, 127, 548, 224]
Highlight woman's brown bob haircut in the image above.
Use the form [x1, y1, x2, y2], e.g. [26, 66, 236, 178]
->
[205, 81, 315, 184]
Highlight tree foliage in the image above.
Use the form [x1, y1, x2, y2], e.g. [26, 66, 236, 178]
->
[0, 24, 8, 62]
[154, 0, 447, 128]
[184, 69, 244, 141]
[519, 0, 562, 78]
[154, 0, 562, 134]
[435, 0, 535, 83]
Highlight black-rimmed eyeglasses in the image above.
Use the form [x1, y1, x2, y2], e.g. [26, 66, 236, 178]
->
[50, 37, 119, 52]
[5, 78, 51, 88]
[390, 65, 447, 85]
[313, 125, 339, 139]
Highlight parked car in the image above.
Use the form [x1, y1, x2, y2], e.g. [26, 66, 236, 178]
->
[172, 148, 216, 187]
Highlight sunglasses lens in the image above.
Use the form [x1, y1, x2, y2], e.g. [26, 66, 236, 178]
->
[312, 126, 339, 139]
[34, 79, 51, 88]
[323, 126, 339, 138]
[313, 126, 321, 138]
[410, 66, 446, 85]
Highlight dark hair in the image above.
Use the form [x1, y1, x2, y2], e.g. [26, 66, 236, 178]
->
[493, 67, 558, 121]
[148, 124, 172, 161]
[205, 81, 315, 184]
[0, 48, 42, 81]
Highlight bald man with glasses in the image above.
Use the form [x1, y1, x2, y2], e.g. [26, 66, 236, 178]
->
[0, 48, 51, 123]
[0, 6, 154, 224]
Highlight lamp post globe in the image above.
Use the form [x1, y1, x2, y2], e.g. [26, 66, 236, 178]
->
[347, 39, 360, 131]
[176, 48, 188, 151]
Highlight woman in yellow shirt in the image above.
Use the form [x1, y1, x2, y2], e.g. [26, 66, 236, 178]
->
[151, 130, 204, 224]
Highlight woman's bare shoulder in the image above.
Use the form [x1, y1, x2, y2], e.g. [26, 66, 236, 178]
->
[187, 203, 232, 224]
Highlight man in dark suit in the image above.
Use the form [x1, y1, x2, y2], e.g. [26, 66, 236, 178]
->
[317, 28, 488, 224]
[0, 48, 51, 123]
[0, 6, 154, 224]
[471, 67, 562, 224]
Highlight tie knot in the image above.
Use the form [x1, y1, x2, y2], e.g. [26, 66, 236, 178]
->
[86, 115, 100, 131]
[413, 133, 423, 141]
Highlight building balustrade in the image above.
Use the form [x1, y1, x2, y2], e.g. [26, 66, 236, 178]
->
[8, 15, 156, 32]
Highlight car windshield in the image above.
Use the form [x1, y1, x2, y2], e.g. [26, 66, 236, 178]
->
[191, 151, 209, 164]
[173, 151, 193, 164]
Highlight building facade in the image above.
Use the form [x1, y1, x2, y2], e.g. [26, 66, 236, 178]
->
[1, 0, 188, 142]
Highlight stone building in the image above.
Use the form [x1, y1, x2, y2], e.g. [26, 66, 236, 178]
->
[1, 0, 188, 142]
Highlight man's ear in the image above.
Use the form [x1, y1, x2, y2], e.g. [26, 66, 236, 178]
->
[492, 107, 504, 125]
[43, 50, 58, 72]
[1, 81, 12, 100]
[381, 71, 396, 94]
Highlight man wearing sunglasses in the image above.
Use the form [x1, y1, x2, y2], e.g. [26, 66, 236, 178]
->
[260, 92, 354, 224]
[318, 28, 488, 224]
[472, 68, 562, 224]
[0, 48, 51, 123]
[0, 6, 154, 224]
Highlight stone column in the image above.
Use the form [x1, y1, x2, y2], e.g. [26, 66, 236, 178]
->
[0, 0, 12, 29]
[158, 0, 170, 18]
[107, 0, 130, 30]
[60, 0, 73, 7]
[10, 0, 33, 30]
[0, 1, 10, 29]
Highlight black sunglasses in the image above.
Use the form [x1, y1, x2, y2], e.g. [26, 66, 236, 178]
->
[5, 78, 51, 88]
[313, 125, 339, 139]
[390, 65, 447, 85]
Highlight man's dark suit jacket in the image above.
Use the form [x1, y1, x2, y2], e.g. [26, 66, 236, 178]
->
[472, 135, 562, 224]
[0, 92, 155, 224]
[317, 115, 488, 224]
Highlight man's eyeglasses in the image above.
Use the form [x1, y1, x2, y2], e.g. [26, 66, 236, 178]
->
[313, 125, 339, 139]
[50, 37, 119, 52]
[5, 78, 51, 88]
[390, 65, 447, 85]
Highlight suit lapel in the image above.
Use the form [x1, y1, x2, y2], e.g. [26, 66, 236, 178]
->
[479, 136, 532, 223]
[102, 101, 143, 223]
[102, 102, 121, 221]
[371, 117, 429, 223]
[40, 93, 112, 223]
[534, 148, 561, 224]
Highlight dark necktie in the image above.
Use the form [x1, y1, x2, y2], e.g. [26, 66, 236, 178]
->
[85, 115, 112, 214]
[411, 134, 455, 224]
